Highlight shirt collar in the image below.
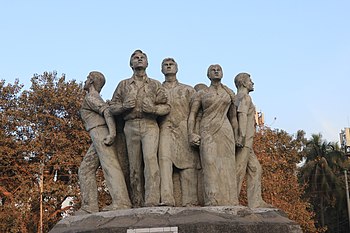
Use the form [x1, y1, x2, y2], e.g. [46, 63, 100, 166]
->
[128, 75, 150, 84]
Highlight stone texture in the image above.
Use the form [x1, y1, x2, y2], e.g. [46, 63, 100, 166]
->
[49, 206, 302, 233]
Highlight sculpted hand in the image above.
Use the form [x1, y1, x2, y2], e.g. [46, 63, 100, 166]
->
[189, 133, 201, 147]
[123, 98, 136, 110]
[155, 90, 168, 104]
[236, 135, 245, 148]
[104, 135, 115, 146]
[142, 99, 155, 114]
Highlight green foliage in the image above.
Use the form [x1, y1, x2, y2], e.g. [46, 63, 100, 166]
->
[298, 133, 349, 232]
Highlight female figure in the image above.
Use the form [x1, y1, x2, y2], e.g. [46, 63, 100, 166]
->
[188, 64, 238, 206]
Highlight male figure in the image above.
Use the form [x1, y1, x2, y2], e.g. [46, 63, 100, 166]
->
[234, 72, 271, 208]
[77, 71, 131, 215]
[158, 58, 200, 206]
[110, 50, 170, 207]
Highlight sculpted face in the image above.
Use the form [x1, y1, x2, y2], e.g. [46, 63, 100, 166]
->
[162, 60, 177, 75]
[131, 52, 148, 70]
[83, 75, 93, 91]
[208, 65, 223, 80]
[245, 77, 254, 92]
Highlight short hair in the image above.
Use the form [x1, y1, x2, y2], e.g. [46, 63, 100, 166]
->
[234, 72, 250, 89]
[89, 71, 105, 91]
[129, 49, 148, 67]
[207, 64, 222, 78]
[194, 83, 208, 92]
[161, 57, 178, 72]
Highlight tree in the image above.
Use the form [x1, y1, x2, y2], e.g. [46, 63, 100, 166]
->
[0, 72, 91, 232]
[245, 127, 320, 232]
[299, 133, 349, 232]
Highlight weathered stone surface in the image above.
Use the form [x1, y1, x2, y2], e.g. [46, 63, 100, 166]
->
[50, 206, 302, 233]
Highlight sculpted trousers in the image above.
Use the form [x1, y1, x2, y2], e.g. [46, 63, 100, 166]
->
[78, 126, 131, 212]
[124, 119, 160, 207]
[236, 147, 264, 208]
[159, 156, 198, 206]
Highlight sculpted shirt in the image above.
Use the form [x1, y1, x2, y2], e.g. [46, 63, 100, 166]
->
[80, 91, 108, 131]
[158, 80, 199, 169]
[235, 92, 256, 148]
[110, 75, 166, 121]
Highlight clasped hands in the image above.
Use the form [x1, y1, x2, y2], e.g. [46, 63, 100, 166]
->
[122, 97, 156, 114]
[189, 133, 201, 147]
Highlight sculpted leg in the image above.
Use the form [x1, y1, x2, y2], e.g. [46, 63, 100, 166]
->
[92, 127, 131, 210]
[124, 121, 143, 207]
[246, 150, 271, 208]
[159, 156, 175, 206]
[236, 147, 250, 194]
[78, 145, 99, 213]
[180, 168, 198, 206]
[142, 122, 160, 206]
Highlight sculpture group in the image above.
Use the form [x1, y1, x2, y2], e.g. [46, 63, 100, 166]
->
[76, 49, 271, 215]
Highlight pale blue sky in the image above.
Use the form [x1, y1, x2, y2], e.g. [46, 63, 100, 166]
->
[1, 1, 349, 143]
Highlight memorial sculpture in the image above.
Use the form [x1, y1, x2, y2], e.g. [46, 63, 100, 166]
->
[158, 58, 200, 207]
[109, 50, 170, 207]
[76, 53, 272, 211]
[54, 52, 299, 233]
[188, 64, 239, 206]
[77, 71, 131, 215]
[234, 72, 271, 208]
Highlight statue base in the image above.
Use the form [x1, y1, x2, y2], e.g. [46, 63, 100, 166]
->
[49, 206, 302, 233]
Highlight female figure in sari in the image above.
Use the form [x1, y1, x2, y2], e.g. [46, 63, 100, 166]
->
[188, 64, 239, 206]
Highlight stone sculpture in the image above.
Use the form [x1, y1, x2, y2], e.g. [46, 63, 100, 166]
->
[109, 50, 170, 207]
[188, 64, 239, 206]
[77, 71, 131, 215]
[158, 58, 200, 207]
[234, 72, 272, 208]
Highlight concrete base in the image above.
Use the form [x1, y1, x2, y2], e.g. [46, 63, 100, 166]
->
[49, 206, 302, 233]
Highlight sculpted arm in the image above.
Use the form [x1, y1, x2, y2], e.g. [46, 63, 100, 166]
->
[103, 108, 117, 146]
[109, 81, 135, 115]
[236, 96, 249, 147]
[229, 103, 239, 145]
[188, 96, 201, 146]
[85, 92, 116, 146]
[143, 85, 170, 116]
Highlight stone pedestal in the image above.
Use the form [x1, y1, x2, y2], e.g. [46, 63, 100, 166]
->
[49, 206, 302, 233]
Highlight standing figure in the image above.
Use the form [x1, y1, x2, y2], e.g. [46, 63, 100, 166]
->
[109, 50, 170, 207]
[188, 64, 239, 206]
[234, 72, 271, 208]
[77, 71, 131, 215]
[158, 58, 200, 207]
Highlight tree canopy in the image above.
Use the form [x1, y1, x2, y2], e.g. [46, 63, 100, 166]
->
[1, 73, 344, 232]
[0, 72, 90, 232]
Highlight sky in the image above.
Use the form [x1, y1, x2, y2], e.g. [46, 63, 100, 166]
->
[1, 1, 349, 143]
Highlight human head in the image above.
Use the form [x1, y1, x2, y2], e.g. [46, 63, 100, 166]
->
[234, 72, 254, 92]
[129, 49, 148, 70]
[161, 57, 178, 75]
[207, 64, 223, 80]
[84, 71, 106, 92]
[194, 83, 208, 92]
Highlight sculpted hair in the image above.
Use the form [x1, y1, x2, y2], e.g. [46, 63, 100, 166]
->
[89, 71, 106, 91]
[207, 64, 222, 78]
[130, 49, 148, 67]
[234, 72, 250, 89]
[161, 57, 178, 72]
[194, 83, 208, 92]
